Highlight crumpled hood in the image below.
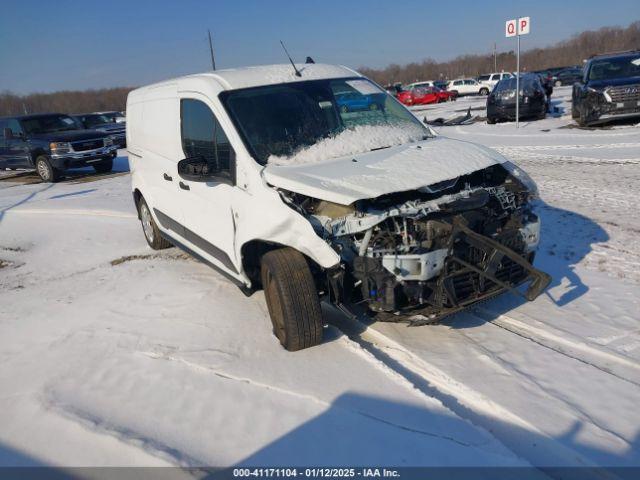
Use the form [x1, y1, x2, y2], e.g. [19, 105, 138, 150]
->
[262, 136, 506, 205]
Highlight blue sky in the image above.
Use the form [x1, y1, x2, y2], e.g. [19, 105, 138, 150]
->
[1, 0, 638, 94]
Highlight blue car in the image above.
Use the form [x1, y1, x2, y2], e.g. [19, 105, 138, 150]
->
[335, 91, 385, 113]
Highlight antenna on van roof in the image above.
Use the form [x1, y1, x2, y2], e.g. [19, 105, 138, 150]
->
[208, 29, 216, 71]
[279, 40, 302, 77]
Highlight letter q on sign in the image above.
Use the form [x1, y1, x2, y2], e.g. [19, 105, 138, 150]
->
[505, 19, 517, 37]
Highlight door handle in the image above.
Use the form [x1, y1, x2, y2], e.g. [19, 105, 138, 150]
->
[163, 173, 173, 181]
[179, 181, 190, 191]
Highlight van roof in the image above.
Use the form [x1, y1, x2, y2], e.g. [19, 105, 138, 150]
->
[133, 63, 361, 94]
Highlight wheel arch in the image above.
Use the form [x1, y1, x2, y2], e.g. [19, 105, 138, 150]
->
[240, 239, 326, 289]
[132, 188, 143, 219]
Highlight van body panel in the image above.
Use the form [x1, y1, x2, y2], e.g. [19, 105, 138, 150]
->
[127, 71, 342, 287]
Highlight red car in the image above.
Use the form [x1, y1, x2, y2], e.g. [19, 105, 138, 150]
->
[397, 86, 440, 106]
[434, 87, 456, 102]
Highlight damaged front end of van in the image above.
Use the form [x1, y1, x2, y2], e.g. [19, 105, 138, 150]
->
[265, 139, 551, 324]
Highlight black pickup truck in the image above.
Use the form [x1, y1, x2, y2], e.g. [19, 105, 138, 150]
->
[71, 113, 126, 148]
[0, 113, 118, 182]
[572, 50, 640, 126]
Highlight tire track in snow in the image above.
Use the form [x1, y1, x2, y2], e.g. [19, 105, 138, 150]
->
[496, 142, 640, 151]
[137, 347, 485, 448]
[447, 319, 636, 449]
[44, 390, 200, 467]
[330, 311, 606, 476]
[496, 150, 640, 166]
[1, 208, 137, 219]
[473, 308, 640, 388]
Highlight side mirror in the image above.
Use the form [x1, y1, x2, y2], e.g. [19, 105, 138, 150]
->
[177, 156, 217, 182]
[3, 128, 14, 140]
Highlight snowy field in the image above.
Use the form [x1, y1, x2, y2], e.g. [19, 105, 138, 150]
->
[1, 86, 639, 475]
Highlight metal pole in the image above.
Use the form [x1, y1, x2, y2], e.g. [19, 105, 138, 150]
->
[208, 29, 216, 71]
[516, 33, 520, 128]
[494, 42, 497, 71]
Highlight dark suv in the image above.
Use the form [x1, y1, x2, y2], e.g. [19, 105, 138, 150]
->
[0, 113, 117, 182]
[572, 51, 640, 126]
[487, 74, 548, 123]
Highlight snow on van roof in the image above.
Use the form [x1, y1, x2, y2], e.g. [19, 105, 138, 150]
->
[205, 63, 360, 90]
[135, 64, 361, 93]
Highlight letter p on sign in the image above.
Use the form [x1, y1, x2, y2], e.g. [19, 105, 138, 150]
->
[505, 19, 516, 37]
[518, 16, 530, 35]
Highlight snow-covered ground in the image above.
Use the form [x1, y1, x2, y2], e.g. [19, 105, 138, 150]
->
[1, 87, 639, 474]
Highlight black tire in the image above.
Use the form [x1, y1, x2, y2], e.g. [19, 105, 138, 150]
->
[577, 107, 589, 127]
[487, 116, 496, 124]
[479, 88, 489, 96]
[137, 196, 172, 250]
[93, 159, 113, 174]
[35, 155, 60, 183]
[340, 105, 349, 113]
[368, 103, 379, 111]
[261, 248, 323, 351]
[571, 104, 579, 119]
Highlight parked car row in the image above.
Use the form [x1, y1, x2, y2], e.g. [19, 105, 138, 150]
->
[396, 85, 455, 106]
[0, 113, 118, 181]
[0, 110, 126, 181]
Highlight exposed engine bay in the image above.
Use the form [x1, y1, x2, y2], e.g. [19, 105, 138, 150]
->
[280, 163, 551, 323]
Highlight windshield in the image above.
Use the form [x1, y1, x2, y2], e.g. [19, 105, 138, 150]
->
[20, 115, 78, 134]
[588, 55, 640, 81]
[82, 114, 112, 128]
[220, 77, 431, 166]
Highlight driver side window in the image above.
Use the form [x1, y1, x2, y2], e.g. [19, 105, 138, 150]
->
[180, 99, 234, 180]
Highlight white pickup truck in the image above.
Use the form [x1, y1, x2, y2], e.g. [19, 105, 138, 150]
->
[127, 63, 550, 351]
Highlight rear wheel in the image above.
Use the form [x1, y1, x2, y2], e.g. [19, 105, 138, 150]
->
[340, 105, 349, 113]
[35, 155, 60, 183]
[138, 197, 172, 250]
[487, 116, 497, 124]
[368, 103, 378, 111]
[93, 159, 113, 174]
[479, 87, 489, 96]
[261, 248, 323, 351]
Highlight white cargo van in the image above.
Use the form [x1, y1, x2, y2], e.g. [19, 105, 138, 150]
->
[127, 64, 549, 351]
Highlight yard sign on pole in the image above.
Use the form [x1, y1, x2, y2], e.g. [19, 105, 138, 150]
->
[505, 17, 530, 128]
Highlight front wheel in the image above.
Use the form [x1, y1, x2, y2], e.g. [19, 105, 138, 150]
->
[479, 88, 489, 96]
[35, 155, 60, 183]
[487, 116, 497, 124]
[261, 248, 323, 351]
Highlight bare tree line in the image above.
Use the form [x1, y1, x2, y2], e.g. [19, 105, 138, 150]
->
[0, 87, 133, 117]
[359, 21, 640, 85]
[1, 21, 638, 117]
